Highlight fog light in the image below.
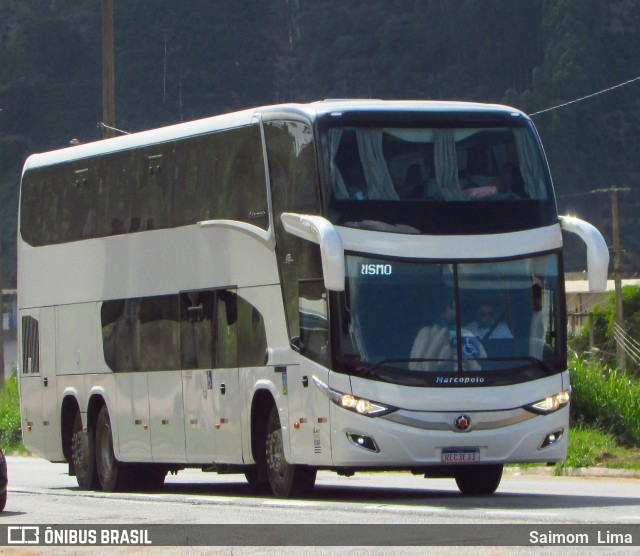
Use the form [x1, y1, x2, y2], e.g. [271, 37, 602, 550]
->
[347, 432, 379, 453]
[540, 429, 564, 449]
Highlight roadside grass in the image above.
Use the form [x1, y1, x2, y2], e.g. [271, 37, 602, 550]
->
[555, 424, 640, 474]
[0, 372, 25, 453]
[569, 352, 640, 446]
[556, 351, 640, 472]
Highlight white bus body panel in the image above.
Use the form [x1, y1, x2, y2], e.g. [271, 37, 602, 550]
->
[182, 369, 217, 463]
[330, 402, 569, 466]
[286, 357, 332, 465]
[148, 370, 187, 463]
[115, 373, 152, 461]
[337, 223, 563, 260]
[56, 303, 101, 376]
[330, 372, 569, 466]
[18, 224, 280, 310]
[20, 307, 63, 460]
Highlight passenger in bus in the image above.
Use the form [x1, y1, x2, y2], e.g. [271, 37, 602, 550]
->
[463, 163, 523, 200]
[465, 303, 513, 340]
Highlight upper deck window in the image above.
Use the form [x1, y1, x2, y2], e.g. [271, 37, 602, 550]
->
[329, 126, 549, 203]
[320, 118, 556, 235]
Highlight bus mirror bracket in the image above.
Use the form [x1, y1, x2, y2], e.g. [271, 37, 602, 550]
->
[280, 213, 345, 292]
[559, 215, 609, 292]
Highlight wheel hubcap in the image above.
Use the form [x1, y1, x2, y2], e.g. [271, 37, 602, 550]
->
[266, 428, 286, 478]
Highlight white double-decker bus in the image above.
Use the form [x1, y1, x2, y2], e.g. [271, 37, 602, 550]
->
[18, 100, 608, 496]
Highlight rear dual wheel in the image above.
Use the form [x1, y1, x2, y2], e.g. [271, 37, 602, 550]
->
[71, 411, 99, 490]
[94, 406, 166, 492]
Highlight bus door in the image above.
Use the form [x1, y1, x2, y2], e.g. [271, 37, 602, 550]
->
[210, 290, 241, 464]
[181, 289, 240, 464]
[286, 289, 332, 465]
[19, 307, 59, 458]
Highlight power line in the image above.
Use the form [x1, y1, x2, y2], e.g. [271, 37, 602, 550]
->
[530, 74, 640, 117]
[97, 122, 130, 136]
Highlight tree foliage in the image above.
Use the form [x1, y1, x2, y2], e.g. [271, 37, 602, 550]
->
[2, 0, 640, 285]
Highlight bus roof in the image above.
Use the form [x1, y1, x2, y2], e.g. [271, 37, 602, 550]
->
[22, 100, 528, 172]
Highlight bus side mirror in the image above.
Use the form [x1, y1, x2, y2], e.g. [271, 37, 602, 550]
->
[560, 215, 609, 292]
[280, 213, 345, 292]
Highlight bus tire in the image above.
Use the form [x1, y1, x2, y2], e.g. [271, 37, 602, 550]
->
[71, 411, 99, 490]
[95, 406, 128, 492]
[264, 405, 316, 498]
[454, 464, 503, 496]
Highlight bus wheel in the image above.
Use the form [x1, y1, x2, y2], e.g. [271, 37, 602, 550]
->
[454, 464, 503, 496]
[71, 411, 99, 490]
[95, 406, 128, 492]
[265, 406, 316, 498]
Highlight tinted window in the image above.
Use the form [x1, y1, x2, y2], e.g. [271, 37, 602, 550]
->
[179, 290, 238, 370]
[321, 121, 557, 235]
[173, 125, 268, 229]
[20, 124, 268, 246]
[102, 296, 178, 372]
[102, 290, 252, 372]
[265, 120, 326, 360]
[21, 316, 40, 374]
[237, 296, 268, 367]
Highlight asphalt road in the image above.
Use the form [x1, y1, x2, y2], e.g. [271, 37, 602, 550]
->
[1, 457, 640, 554]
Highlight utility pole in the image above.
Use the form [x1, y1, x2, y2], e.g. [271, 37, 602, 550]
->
[0, 108, 4, 388]
[592, 186, 630, 371]
[102, 0, 116, 139]
[0, 221, 4, 389]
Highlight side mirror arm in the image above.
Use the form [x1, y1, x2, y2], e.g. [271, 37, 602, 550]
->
[280, 213, 345, 292]
[560, 215, 609, 292]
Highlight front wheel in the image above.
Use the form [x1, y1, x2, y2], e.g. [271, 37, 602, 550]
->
[264, 406, 316, 498]
[454, 464, 503, 496]
[95, 406, 129, 492]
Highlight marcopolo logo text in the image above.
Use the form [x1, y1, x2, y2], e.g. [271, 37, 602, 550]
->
[435, 376, 485, 385]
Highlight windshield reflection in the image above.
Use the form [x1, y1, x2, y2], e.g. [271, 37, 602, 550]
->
[332, 253, 566, 386]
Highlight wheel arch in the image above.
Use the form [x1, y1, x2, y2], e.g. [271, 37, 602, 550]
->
[60, 394, 81, 463]
[250, 388, 276, 465]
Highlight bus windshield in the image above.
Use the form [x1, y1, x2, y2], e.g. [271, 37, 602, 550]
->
[327, 125, 549, 202]
[332, 252, 566, 386]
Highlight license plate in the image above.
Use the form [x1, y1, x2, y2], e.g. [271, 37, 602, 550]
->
[441, 448, 480, 463]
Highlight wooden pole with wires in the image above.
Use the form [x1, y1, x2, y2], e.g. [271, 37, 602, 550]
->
[102, 0, 116, 139]
[593, 186, 630, 371]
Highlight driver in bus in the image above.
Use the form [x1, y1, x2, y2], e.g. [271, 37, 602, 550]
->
[465, 303, 513, 340]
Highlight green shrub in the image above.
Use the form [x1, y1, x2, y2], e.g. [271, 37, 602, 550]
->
[569, 353, 640, 446]
[556, 424, 617, 472]
[0, 372, 22, 451]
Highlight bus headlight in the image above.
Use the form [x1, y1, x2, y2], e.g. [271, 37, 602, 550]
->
[312, 376, 396, 417]
[526, 390, 570, 415]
